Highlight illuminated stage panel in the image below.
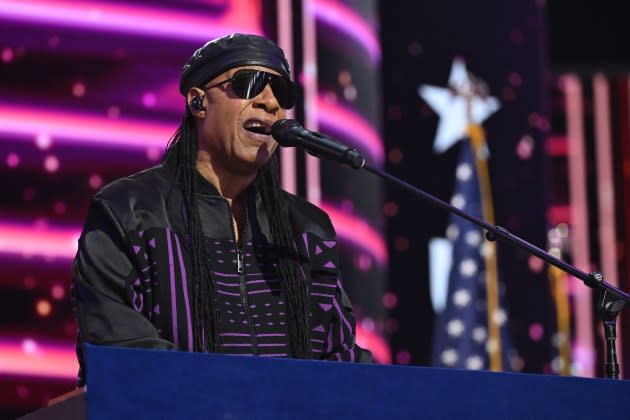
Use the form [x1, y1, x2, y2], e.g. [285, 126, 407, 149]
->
[0, 221, 80, 260]
[356, 322, 391, 364]
[0, 0, 263, 40]
[308, 0, 387, 368]
[0, 0, 269, 414]
[313, 0, 381, 63]
[0, 104, 176, 150]
[0, 338, 77, 380]
[0, 209, 388, 270]
[0, 103, 383, 166]
[317, 96, 384, 165]
[319, 203, 387, 267]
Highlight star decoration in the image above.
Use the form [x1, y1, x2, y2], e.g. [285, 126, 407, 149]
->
[418, 58, 500, 154]
[466, 355, 484, 370]
[441, 348, 459, 366]
[452, 289, 471, 307]
[447, 319, 465, 337]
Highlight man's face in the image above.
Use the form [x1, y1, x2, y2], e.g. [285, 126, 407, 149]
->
[191, 65, 287, 175]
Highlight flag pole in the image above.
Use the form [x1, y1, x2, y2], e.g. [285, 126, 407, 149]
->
[465, 122, 502, 371]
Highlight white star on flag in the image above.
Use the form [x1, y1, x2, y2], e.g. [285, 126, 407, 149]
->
[418, 58, 500, 154]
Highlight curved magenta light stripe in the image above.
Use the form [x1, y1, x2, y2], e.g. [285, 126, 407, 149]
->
[0, 103, 384, 164]
[317, 97, 384, 165]
[0, 210, 387, 269]
[313, 0, 381, 63]
[0, 0, 263, 41]
[0, 210, 390, 266]
[0, 221, 80, 259]
[319, 203, 387, 266]
[355, 323, 391, 364]
[0, 338, 77, 379]
[0, 104, 176, 149]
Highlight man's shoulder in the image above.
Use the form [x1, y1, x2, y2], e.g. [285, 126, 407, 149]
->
[280, 190, 336, 239]
[95, 163, 171, 202]
[90, 163, 176, 225]
[81, 162, 183, 237]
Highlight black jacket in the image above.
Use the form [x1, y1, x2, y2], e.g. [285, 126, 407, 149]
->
[72, 158, 369, 385]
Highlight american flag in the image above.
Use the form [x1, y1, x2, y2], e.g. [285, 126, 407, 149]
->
[431, 138, 514, 371]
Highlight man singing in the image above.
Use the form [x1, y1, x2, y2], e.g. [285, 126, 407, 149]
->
[71, 33, 370, 386]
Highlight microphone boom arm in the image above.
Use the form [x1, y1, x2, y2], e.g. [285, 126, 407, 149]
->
[362, 161, 629, 379]
[271, 117, 630, 377]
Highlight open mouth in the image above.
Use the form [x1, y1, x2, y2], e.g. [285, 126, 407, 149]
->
[243, 119, 272, 135]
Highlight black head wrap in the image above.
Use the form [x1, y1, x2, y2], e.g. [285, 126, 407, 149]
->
[179, 33, 291, 95]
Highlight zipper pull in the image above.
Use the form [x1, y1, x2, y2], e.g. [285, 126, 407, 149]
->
[237, 250, 244, 275]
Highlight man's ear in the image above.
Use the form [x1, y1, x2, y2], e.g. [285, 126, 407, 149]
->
[187, 88, 206, 117]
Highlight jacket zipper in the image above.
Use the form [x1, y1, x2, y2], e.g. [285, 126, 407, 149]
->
[231, 202, 259, 355]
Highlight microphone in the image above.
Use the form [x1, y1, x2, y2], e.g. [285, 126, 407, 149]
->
[271, 119, 365, 169]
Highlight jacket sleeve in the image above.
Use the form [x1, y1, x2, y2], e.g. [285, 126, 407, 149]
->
[319, 271, 373, 363]
[72, 198, 177, 385]
[306, 232, 372, 363]
[276, 191, 373, 363]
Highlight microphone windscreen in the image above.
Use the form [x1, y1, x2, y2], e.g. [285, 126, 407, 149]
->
[271, 119, 301, 146]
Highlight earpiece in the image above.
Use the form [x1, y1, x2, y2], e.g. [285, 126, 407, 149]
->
[190, 96, 205, 111]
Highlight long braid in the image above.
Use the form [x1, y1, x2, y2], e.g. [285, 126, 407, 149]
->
[164, 112, 308, 357]
[164, 109, 221, 352]
[260, 155, 311, 358]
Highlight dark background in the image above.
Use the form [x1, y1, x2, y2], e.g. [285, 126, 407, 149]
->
[380, 0, 630, 370]
[546, 2, 630, 71]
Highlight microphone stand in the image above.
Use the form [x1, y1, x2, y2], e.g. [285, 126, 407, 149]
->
[274, 119, 629, 378]
[359, 163, 629, 379]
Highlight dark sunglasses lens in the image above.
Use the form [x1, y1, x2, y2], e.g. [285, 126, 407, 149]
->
[232, 70, 294, 109]
[269, 76, 295, 109]
[231, 70, 267, 99]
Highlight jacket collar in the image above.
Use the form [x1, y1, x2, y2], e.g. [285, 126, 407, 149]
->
[162, 147, 272, 242]
[163, 146, 265, 198]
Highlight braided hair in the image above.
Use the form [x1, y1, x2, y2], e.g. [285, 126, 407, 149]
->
[259, 154, 311, 358]
[164, 109, 310, 358]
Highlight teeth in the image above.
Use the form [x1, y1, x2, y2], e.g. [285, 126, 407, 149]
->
[245, 119, 268, 126]
[244, 120, 271, 134]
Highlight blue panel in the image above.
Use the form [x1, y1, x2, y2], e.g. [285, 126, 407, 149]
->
[86, 344, 630, 419]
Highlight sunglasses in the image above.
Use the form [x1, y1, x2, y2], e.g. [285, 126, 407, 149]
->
[204, 69, 296, 109]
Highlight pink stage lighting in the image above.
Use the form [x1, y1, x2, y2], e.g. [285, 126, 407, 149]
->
[320, 203, 388, 267]
[0, 211, 387, 268]
[356, 322, 391, 364]
[0, 338, 77, 380]
[0, 0, 263, 41]
[0, 221, 80, 259]
[313, 0, 381, 63]
[317, 97, 384, 165]
[0, 104, 176, 150]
